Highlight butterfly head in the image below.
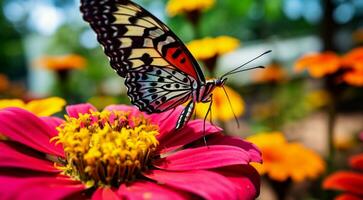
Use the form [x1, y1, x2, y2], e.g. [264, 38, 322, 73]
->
[216, 77, 228, 87]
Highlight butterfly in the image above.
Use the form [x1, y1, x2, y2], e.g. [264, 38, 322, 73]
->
[80, 0, 270, 130]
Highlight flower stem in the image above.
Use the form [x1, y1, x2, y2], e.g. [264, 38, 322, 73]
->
[186, 10, 202, 39]
[327, 98, 336, 173]
[267, 178, 291, 200]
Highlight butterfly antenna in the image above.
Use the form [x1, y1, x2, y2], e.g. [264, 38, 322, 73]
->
[225, 66, 265, 76]
[221, 50, 272, 79]
[222, 85, 240, 128]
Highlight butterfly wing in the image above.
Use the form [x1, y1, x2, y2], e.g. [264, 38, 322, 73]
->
[80, 0, 205, 82]
[125, 66, 194, 113]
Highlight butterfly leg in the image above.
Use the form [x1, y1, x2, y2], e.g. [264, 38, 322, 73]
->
[175, 100, 195, 130]
[202, 94, 213, 147]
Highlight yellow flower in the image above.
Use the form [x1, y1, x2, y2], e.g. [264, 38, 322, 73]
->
[247, 132, 325, 182]
[0, 74, 9, 92]
[254, 63, 287, 83]
[36, 54, 86, 71]
[187, 36, 240, 61]
[166, 0, 215, 16]
[294, 52, 341, 78]
[195, 85, 244, 122]
[0, 97, 66, 116]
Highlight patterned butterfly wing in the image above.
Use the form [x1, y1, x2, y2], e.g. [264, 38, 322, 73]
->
[80, 0, 206, 113]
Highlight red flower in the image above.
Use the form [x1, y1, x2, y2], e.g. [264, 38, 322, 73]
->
[323, 153, 363, 200]
[0, 103, 261, 200]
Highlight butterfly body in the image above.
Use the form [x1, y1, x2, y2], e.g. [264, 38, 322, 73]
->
[81, 0, 230, 129]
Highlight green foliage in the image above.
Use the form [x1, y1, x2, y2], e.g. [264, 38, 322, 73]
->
[0, 5, 26, 80]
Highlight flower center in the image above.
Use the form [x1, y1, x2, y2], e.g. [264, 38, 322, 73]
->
[52, 110, 159, 187]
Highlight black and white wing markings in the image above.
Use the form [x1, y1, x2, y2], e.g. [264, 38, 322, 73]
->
[80, 0, 206, 82]
[81, 0, 182, 76]
[125, 66, 194, 113]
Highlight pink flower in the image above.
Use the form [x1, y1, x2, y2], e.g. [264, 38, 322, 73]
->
[0, 103, 262, 200]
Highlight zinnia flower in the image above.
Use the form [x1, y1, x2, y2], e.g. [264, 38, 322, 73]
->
[0, 103, 262, 199]
[36, 54, 86, 71]
[323, 153, 363, 200]
[195, 85, 245, 122]
[166, 0, 215, 17]
[295, 48, 363, 87]
[187, 36, 240, 73]
[247, 132, 325, 182]
[341, 47, 363, 86]
[254, 63, 287, 83]
[294, 52, 341, 78]
[342, 47, 363, 71]
[0, 97, 66, 117]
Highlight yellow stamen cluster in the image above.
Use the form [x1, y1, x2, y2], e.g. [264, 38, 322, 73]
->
[52, 110, 159, 187]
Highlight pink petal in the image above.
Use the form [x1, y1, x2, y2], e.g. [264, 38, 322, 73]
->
[104, 105, 142, 116]
[0, 175, 85, 200]
[41, 116, 64, 137]
[92, 188, 121, 200]
[150, 106, 184, 137]
[144, 170, 239, 200]
[212, 165, 261, 200]
[206, 134, 262, 163]
[157, 119, 221, 154]
[118, 181, 190, 200]
[0, 108, 64, 157]
[154, 145, 251, 170]
[0, 141, 59, 173]
[66, 103, 97, 118]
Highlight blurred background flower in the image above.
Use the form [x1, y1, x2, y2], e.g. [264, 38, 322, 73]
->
[187, 36, 240, 75]
[194, 85, 244, 128]
[254, 63, 287, 84]
[247, 132, 325, 182]
[36, 54, 86, 71]
[166, 0, 215, 17]
[248, 132, 325, 200]
[294, 52, 341, 78]
[0, 97, 66, 116]
[323, 153, 363, 200]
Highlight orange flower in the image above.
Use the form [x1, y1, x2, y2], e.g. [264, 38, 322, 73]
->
[247, 132, 325, 182]
[342, 47, 363, 71]
[0, 74, 9, 92]
[254, 63, 287, 83]
[194, 85, 244, 122]
[342, 70, 363, 87]
[294, 52, 341, 78]
[36, 54, 86, 71]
